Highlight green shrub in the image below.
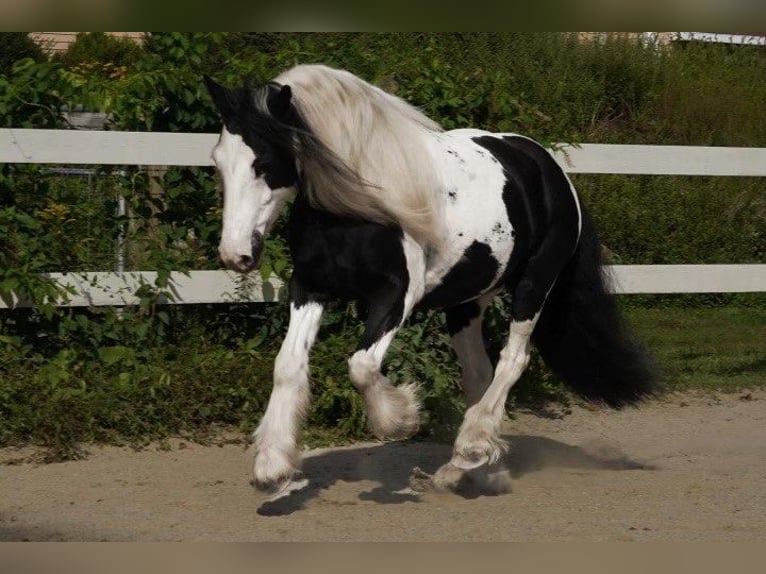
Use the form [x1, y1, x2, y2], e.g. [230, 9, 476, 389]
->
[575, 174, 766, 265]
[0, 59, 69, 129]
[53, 33, 143, 78]
[0, 33, 46, 76]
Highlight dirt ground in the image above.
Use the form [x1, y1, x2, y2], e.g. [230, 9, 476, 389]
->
[2, 389, 765, 541]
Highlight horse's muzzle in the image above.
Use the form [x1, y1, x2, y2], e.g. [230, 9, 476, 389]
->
[221, 231, 263, 273]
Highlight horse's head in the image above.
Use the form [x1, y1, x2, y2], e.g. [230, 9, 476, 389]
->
[204, 76, 298, 273]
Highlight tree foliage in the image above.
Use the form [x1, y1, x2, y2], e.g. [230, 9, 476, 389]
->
[0, 33, 46, 76]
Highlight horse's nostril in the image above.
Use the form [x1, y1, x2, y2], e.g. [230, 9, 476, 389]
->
[238, 255, 254, 269]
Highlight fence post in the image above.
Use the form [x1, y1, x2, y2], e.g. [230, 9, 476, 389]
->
[115, 169, 127, 274]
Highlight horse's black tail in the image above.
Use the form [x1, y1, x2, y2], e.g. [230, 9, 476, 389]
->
[532, 208, 659, 407]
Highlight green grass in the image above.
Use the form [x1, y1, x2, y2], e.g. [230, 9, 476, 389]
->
[625, 306, 766, 392]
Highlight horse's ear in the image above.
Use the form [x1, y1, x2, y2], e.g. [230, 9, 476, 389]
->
[204, 75, 238, 119]
[267, 84, 292, 119]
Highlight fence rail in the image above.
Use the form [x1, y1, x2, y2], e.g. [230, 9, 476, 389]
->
[0, 271, 285, 309]
[4, 128, 766, 176]
[2, 265, 766, 310]
[1, 128, 764, 308]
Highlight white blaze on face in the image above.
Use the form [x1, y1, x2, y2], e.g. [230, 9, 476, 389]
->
[212, 127, 287, 272]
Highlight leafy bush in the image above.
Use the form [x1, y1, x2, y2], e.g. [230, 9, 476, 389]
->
[576, 174, 766, 266]
[0, 59, 69, 129]
[647, 42, 766, 146]
[53, 33, 143, 79]
[0, 33, 46, 76]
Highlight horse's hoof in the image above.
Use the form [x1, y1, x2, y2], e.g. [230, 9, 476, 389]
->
[252, 444, 300, 494]
[408, 466, 437, 492]
[451, 424, 508, 470]
[451, 449, 490, 470]
[430, 462, 466, 491]
[250, 473, 293, 495]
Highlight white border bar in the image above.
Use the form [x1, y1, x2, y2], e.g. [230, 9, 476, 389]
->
[1, 266, 764, 308]
[0, 129, 217, 166]
[552, 143, 766, 176]
[675, 32, 766, 47]
[1, 129, 764, 305]
[0, 271, 285, 309]
[608, 264, 766, 294]
[3, 129, 766, 177]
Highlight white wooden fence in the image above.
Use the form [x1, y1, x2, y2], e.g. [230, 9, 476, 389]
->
[1, 128, 765, 308]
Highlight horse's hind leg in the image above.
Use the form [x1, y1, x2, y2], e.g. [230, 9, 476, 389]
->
[451, 256, 564, 471]
[427, 295, 516, 493]
[446, 295, 495, 407]
[348, 236, 425, 440]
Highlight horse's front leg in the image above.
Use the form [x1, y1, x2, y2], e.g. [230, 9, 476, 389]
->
[348, 314, 421, 441]
[348, 235, 425, 440]
[252, 294, 324, 494]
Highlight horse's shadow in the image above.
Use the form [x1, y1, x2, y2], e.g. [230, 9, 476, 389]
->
[256, 435, 656, 516]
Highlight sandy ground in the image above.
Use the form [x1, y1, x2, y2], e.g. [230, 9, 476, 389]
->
[1, 389, 765, 541]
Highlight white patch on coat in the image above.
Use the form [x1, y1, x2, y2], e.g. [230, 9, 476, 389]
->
[424, 129, 516, 295]
[423, 129, 583, 297]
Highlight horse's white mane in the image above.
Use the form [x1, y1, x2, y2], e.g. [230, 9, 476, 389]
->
[276, 64, 444, 247]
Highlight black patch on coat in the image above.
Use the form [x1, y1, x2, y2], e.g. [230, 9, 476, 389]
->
[472, 136, 545, 259]
[419, 241, 499, 309]
[207, 82, 302, 191]
[287, 195, 409, 350]
[445, 300, 482, 337]
[471, 135, 580, 321]
[288, 273, 326, 309]
[470, 135, 581, 322]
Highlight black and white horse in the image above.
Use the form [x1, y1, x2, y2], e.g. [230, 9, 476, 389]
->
[204, 64, 655, 497]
